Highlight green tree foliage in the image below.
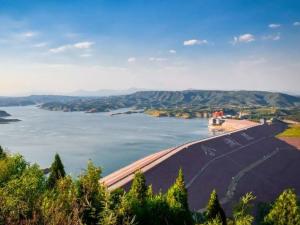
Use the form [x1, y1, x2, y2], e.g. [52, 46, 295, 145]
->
[233, 192, 256, 225]
[0, 153, 27, 187]
[114, 193, 137, 225]
[76, 160, 105, 225]
[128, 170, 147, 203]
[166, 168, 193, 225]
[205, 189, 227, 225]
[47, 153, 66, 189]
[109, 188, 125, 210]
[256, 202, 272, 224]
[0, 164, 45, 224]
[118, 171, 148, 225]
[99, 191, 118, 225]
[1, 150, 300, 225]
[116, 172, 169, 225]
[146, 192, 170, 225]
[166, 168, 189, 210]
[0, 145, 5, 159]
[41, 176, 82, 225]
[206, 217, 223, 225]
[264, 189, 300, 225]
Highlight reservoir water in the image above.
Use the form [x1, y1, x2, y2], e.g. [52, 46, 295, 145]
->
[0, 106, 212, 176]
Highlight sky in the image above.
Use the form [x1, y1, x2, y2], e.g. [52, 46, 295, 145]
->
[0, 0, 300, 96]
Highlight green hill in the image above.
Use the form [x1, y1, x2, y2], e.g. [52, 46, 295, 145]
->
[0, 95, 84, 107]
[40, 90, 300, 112]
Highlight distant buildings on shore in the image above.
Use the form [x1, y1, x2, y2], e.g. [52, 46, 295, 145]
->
[208, 110, 232, 126]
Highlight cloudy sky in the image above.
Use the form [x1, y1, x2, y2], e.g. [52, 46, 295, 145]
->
[0, 0, 300, 95]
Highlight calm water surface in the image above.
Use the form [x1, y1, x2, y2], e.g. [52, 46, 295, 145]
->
[0, 106, 213, 176]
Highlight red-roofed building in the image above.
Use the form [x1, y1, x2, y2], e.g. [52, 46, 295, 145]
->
[212, 110, 224, 118]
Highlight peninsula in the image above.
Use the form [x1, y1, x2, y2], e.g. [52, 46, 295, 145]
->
[0, 110, 20, 124]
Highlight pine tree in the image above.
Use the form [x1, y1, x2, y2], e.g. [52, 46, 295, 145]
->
[47, 153, 66, 189]
[205, 189, 227, 225]
[128, 170, 147, 202]
[0, 145, 6, 158]
[166, 168, 193, 225]
[167, 168, 189, 210]
[233, 192, 256, 225]
[77, 160, 104, 225]
[264, 189, 300, 225]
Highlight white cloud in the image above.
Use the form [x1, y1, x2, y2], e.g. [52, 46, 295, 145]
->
[269, 24, 281, 29]
[262, 33, 280, 41]
[127, 57, 136, 63]
[169, 49, 176, 54]
[149, 57, 167, 62]
[232, 34, 255, 45]
[49, 41, 94, 53]
[183, 39, 208, 46]
[238, 34, 255, 42]
[293, 21, 300, 26]
[73, 41, 94, 49]
[50, 45, 72, 53]
[22, 31, 37, 38]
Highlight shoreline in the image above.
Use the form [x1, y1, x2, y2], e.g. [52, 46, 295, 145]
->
[0, 118, 21, 124]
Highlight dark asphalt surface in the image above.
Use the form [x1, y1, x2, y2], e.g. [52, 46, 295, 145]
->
[121, 122, 300, 212]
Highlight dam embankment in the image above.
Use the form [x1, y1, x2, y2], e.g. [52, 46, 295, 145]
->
[101, 120, 259, 190]
[101, 120, 300, 211]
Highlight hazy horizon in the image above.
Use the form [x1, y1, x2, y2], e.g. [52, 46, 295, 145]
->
[1, 87, 300, 98]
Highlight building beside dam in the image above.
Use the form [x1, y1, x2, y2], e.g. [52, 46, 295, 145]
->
[101, 121, 300, 212]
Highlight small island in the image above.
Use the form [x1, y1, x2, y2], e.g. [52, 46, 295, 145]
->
[0, 110, 11, 117]
[110, 110, 144, 116]
[0, 110, 20, 124]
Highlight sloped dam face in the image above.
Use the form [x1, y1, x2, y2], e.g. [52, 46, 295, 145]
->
[103, 122, 300, 212]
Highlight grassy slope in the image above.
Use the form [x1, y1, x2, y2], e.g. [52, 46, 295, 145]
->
[277, 125, 300, 137]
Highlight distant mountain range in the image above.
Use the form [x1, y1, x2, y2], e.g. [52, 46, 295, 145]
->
[10, 88, 148, 97]
[0, 95, 82, 107]
[67, 88, 148, 96]
[0, 88, 147, 107]
[1, 90, 300, 112]
[39, 90, 300, 113]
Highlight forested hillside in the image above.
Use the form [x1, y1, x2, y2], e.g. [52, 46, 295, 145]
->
[0, 95, 84, 107]
[40, 90, 300, 113]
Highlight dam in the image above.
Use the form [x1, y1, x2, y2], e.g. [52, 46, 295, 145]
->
[101, 120, 300, 211]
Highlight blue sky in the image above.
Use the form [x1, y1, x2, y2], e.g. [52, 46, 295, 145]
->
[0, 0, 300, 95]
